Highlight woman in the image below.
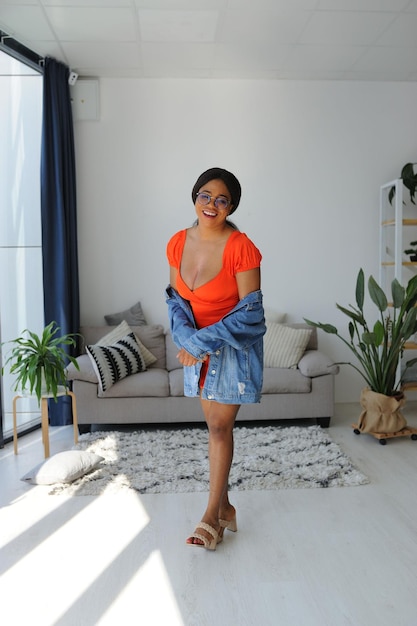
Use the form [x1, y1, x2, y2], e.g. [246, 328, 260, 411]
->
[166, 167, 265, 551]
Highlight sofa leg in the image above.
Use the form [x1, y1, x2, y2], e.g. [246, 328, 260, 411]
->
[316, 417, 330, 428]
[78, 424, 92, 435]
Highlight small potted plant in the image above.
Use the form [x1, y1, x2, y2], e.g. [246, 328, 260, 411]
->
[404, 241, 417, 262]
[1, 321, 80, 405]
[389, 162, 417, 205]
[305, 269, 417, 434]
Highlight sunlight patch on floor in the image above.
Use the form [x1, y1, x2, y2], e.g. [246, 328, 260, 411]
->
[100, 550, 184, 625]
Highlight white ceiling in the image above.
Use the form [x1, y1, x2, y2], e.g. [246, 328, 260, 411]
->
[1, 0, 417, 81]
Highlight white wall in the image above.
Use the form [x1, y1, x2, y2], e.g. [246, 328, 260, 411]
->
[73, 79, 417, 403]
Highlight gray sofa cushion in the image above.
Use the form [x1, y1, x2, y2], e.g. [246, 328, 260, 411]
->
[66, 354, 97, 383]
[262, 368, 311, 393]
[166, 332, 180, 372]
[134, 325, 166, 369]
[99, 368, 170, 398]
[169, 368, 185, 396]
[170, 366, 312, 396]
[298, 350, 340, 378]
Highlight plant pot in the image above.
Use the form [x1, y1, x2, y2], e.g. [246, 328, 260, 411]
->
[357, 388, 407, 434]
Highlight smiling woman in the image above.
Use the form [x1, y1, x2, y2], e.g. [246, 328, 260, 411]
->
[166, 166, 266, 551]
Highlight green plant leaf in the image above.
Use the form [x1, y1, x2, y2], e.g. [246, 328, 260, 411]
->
[401, 162, 415, 179]
[391, 279, 405, 309]
[355, 269, 364, 310]
[336, 304, 365, 325]
[304, 319, 337, 334]
[362, 331, 379, 347]
[373, 320, 385, 345]
[368, 275, 388, 312]
[400, 308, 417, 340]
[401, 163, 417, 204]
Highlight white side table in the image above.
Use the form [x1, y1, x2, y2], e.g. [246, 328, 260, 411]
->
[13, 386, 78, 458]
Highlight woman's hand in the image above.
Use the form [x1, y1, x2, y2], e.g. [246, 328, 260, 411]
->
[176, 348, 207, 366]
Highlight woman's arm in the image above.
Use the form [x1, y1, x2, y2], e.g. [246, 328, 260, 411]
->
[236, 267, 261, 299]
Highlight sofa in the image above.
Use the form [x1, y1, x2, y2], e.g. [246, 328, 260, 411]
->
[66, 320, 339, 432]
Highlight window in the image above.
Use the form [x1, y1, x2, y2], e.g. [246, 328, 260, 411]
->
[0, 50, 43, 443]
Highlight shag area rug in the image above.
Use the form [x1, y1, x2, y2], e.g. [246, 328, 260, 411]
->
[49, 425, 369, 496]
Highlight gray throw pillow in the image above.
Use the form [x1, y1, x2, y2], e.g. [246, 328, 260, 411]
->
[104, 301, 147, 326]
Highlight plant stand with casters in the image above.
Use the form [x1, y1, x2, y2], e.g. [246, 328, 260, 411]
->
[351, 423, 417, 445]
[13, 386, 78, 458]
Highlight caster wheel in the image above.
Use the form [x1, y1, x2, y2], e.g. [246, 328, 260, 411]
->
[353, 429, 361, 435]
[411, 434, 417, 441]
[379, 438, 387, 445]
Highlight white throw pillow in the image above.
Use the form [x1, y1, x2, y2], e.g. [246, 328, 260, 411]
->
[98, 320, 157, 367]
[21, 450, 103, 485]
[264, 323, 312, 368]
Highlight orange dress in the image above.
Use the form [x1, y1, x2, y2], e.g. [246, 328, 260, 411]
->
[167, 228, 262, 387]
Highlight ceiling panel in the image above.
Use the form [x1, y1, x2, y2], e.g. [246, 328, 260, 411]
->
[217, 10, 312, 44]
[0, 6, 55, 40]
[376, 13, 417, 45]
[44, 7, 137, 42]
[285, 44, 366, 72]
[1, 0, 417, 80]
[138, 10, 218, 42]
[317, 0, 410, 10]
[299, 11, 396, 45]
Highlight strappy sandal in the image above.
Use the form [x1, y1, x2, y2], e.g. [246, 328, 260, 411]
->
[219, 515, 238, 533]
[187, 522, 219, 551]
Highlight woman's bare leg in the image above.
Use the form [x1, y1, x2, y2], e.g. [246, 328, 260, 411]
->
[187, 399, 239, 546]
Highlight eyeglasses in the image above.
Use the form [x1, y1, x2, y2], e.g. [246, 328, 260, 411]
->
[196, 192, 231, 211]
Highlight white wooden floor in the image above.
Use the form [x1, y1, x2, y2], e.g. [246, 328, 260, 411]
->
[1, 403, 417, 626]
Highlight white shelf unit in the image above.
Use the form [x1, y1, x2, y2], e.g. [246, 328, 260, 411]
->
[380, 179, 417, 391]
[379, 179, 404, 286]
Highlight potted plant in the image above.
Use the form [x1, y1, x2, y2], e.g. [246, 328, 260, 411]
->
[1, 321, 80, 405]
[404, 241, 417, 262]
[304, 269, 417, 433]
[389, 162, 417, 205]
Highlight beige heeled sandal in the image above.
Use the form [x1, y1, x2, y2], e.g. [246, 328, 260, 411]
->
[219, 515, 238, 533]
[187, 522, 220, 551]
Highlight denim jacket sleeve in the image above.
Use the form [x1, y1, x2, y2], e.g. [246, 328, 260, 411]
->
[165, 285, 197, 349]
[165, 285, 266, 359]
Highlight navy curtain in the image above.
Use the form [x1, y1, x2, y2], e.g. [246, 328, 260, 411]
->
[41, 57, 80, 425]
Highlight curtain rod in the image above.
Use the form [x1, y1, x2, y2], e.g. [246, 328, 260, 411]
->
[0, 30, 44, 74]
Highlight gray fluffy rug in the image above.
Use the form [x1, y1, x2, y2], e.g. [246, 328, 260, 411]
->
[50, 425, 369, 496]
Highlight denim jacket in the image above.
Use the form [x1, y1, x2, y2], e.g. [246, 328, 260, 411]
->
[165, 285, 266, 404]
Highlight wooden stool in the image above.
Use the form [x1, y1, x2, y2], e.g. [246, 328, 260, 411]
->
[13, 386, 78, 458]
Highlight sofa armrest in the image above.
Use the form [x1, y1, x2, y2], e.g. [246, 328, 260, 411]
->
[297, 350, 339, 378]
[66, 354, 98, 383]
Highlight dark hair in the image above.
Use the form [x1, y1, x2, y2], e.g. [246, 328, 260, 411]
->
[191, 167, 241, 215]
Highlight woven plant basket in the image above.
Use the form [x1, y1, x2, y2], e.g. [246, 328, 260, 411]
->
[357, 388, 407, 434]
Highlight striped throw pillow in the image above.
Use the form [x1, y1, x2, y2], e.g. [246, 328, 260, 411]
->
[264, 323, 312, 368]
[86, 332, 146, 393]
